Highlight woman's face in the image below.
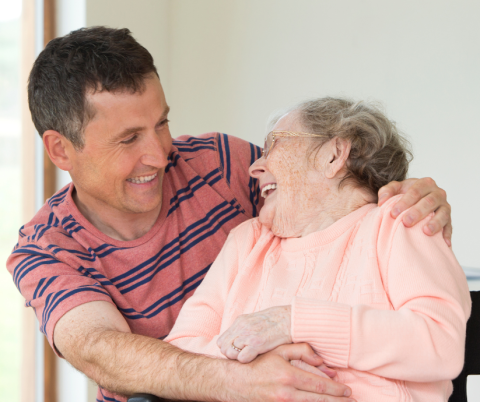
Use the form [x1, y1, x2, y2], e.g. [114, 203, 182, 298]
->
[249, 112, 330, 237]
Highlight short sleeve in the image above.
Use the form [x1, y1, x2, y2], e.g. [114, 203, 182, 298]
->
[7, 235, 114, 356]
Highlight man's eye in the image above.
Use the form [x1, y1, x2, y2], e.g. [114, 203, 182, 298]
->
[121, 135, 137, 145]
[158, 119, 170, 128]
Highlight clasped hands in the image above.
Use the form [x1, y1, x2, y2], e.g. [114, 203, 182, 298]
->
[216, 305, 336, 379]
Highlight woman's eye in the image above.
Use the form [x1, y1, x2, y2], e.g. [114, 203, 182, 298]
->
[121, 135, 137, 145]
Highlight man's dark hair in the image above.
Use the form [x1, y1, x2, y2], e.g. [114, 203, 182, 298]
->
[28, 26, 158, 149]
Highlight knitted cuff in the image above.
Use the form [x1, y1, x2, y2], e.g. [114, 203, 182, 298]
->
[291, 297, 351, 368]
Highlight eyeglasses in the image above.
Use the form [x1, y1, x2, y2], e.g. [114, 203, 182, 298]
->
[262, 131, 328, 159]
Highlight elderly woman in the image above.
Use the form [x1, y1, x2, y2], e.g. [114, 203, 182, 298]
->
[165, 98, 471, 401]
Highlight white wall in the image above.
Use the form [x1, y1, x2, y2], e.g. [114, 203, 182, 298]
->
[166, 0, 480, 269]
[86, 0, 171, 96]
[85, 0, 480, 268]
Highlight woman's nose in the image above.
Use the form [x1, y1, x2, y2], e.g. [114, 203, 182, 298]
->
[248, 156, 267, 179]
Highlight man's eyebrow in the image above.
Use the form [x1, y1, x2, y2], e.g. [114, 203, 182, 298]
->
[112, 105, 170, 142]
[157, 105, 170, 124]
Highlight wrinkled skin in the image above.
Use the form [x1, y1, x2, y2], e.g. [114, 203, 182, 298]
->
[218, 111, 454, 364]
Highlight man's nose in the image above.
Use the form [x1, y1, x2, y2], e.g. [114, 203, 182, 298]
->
[248, 157, 267, 178]
[140, 131, 170, 168]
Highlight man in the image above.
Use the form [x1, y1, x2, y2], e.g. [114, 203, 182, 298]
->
[7, 27, 452, 402]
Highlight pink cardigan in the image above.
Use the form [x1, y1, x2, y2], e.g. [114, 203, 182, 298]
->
[166, 196, 471, 402]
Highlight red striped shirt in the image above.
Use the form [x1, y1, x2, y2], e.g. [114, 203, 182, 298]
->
[7, 133, 263, 402]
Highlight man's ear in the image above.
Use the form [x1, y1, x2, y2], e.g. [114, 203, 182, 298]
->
[43, 130, 74, 171]
[324, 137, 351, 179]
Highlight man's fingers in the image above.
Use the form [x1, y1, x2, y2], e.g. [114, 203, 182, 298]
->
[292, 390, 355, 402]
[290, 365, 352, 399]
[444, 222, 453, 247]
[391, 185, 429, 219]
[399, 192, 446, 227]
[377, 181, 403, 206]
[290, 360, 330, 379]
[422, 205, 453, 246]
[275, 343, 324, 367]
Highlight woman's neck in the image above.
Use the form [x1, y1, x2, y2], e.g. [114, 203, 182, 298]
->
[297, 185, 375, 237]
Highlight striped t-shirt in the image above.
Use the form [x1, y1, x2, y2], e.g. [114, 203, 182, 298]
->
[7, 133, 263, 402]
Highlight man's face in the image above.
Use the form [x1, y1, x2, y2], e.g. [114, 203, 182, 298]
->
[68, 75, 172, 217]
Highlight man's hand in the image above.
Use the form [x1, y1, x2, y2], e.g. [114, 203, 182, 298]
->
[229, 343, 353, 402]
[55, 302, 352, 401]
[378, 177, 452, 246]
[218, 305, 293, 363]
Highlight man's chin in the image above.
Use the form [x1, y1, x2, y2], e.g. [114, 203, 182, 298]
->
[121, 195, 163, 215]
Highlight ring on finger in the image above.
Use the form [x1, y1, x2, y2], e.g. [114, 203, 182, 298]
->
[231, 339, 243, 352]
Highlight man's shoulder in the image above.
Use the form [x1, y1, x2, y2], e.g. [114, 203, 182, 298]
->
[172, 133, 260, 164]
[14, 184, 87, 254]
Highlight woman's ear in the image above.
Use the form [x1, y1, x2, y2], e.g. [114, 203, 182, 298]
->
[43, 130, 74, 171]
[324, 137, 351, 179]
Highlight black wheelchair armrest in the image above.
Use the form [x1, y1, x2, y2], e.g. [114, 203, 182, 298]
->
[127, 394, 162, 402]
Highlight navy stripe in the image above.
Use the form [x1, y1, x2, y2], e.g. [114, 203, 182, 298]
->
[111, 201, 232, 285]
[218, 133, 225, 176]
[80, 267, 114, 286]
[13, 253, 52, 282]
[175, 145, 215, 152]
[173, 136, 215, 145]
[33, 277, 46, 300]
[47, 186, 69, 208]
[38, 276, 58, 298]
[119, 207, 240, 294]
[144, 277, 204, 319]
[123, 275, 204, 320]
[165, 153, 181, 174]
[167, 180, 208, 216]
[169, 176, 203, 205]
[167, 169, 222, 214]
[41, 287, 110, 334]
[117, 206, 236, 294]
[16, 258, 58, 289]
[203, 167, 220, 182]
[222, 134, 231, 184]
[36, 213, 60, 240]
[119, 265, 210, 318]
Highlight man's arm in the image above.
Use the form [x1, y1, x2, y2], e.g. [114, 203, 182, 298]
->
[55, 301, 354, 402]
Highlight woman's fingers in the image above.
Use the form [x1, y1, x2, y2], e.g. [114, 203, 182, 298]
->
[237, 345, 261, 363]
[217, 306, 293, 359]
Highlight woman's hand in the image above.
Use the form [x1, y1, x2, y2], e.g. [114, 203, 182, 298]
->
[217, 305, 293, 363]
[378, 177, 452, 246]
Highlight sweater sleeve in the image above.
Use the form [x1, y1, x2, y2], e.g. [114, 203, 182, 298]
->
[165, 223, 244, 358]
[292, 207, 471, 382]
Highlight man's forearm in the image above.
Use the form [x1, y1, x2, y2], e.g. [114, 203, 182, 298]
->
[55, 301, 353, 402]
[70, 329, 232, 400]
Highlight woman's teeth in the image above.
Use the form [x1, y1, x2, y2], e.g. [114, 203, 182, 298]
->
[127, 173, 157, 184]
[261, 183, 277, 198]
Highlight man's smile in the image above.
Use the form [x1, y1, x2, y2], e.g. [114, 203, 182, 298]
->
[126, 172, 158, 184]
